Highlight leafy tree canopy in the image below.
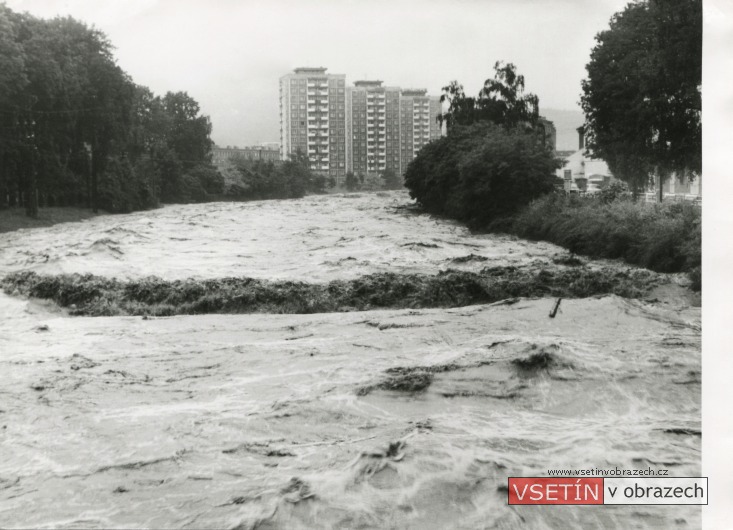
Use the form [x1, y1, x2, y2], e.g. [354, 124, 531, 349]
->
[439, 62, 540, 132]
[0, 5, 219, 214]
[581, 0, 702, 192]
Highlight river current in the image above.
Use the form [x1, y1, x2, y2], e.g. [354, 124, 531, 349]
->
[0, 192, 700, 529]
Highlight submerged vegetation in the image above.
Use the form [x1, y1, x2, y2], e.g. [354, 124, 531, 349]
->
[2, 266, 660, 317]
[511, 193, 701, 290]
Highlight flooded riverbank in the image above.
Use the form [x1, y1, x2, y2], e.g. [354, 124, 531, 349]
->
[0, 192, 700, 529]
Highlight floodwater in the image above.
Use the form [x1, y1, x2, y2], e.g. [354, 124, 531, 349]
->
[0, 192, 701, 529]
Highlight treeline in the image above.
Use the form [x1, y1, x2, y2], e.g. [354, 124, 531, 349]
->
[0, 5, 219, 216]
[222, 151, 322, 200]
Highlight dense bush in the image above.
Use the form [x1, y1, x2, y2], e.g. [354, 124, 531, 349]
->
[225, 152, 319, 200]
[404, 122, 560, 227]
[511, 193, 701, 288]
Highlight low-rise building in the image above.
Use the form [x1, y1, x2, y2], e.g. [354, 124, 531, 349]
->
[556, 126, 614, 193]
[557, 127, 701, 202]
[211, 145, 280, 168]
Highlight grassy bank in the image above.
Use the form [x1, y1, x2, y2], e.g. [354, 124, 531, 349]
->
[508, 194, 701, 290]
[0, 207, 108, 234]
[2, 266, 660, 317]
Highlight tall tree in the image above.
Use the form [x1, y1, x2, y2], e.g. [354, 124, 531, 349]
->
[0, 5, 217, 214]
[440, 62, 540, 133]
[161, 91, 213, 168]
[581, 0, 702, 199]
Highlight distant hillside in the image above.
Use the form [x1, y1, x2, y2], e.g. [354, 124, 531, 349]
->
[541, 108, 585, 151]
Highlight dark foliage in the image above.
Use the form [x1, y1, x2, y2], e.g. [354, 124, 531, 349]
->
[344, 171, 359, 192]
[439, 62, 540, 132]
[511, 193, 701, 289]
[581, 0, 702, 192]
[405, 122, 560, 226]
[225, 150, 315, 200]
[381, 168, 402, 190]
[0, 6, 218, 216]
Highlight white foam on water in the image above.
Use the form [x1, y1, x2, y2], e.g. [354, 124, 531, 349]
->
[0, 192, 700, 528]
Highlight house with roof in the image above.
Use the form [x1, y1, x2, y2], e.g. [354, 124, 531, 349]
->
[556, 127, 614, 193]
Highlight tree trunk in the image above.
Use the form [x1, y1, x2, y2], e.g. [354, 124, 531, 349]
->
[25, 155, 38, 219]
[92, 157, 98, 213]
[657, 173, 664, 203]
[83, 145, 92, 209]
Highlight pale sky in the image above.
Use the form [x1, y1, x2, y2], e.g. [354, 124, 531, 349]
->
[0, 0, 674, 147]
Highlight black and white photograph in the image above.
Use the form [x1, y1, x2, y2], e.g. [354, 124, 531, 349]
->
[0, 0, 728, 528]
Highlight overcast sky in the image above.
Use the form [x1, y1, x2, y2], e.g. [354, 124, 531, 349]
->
[5, 0, 657, 147]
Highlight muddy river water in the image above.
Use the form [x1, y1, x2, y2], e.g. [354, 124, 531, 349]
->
[0, 192, 700, 529]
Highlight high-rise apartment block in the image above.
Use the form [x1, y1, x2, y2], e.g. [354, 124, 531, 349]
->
[280, 68, 443, 184]
[279, 67, 347, 179]
[399, 89, 443, 175]
[346, 81, 401, 175]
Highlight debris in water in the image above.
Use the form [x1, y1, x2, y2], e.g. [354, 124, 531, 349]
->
[357, 369, 433, 395]
[512, 350, 556, 372]
[662, 428, 701, 437]
[552, 254, 584, 266]
[400, 242, 439, 248]
[69, 354, 99, 371]
[35, 325, 50, 332]
[362, 440, 407, 462]
[281, 477, 315, 503]
[451, 253, 489, 263]
[549, 297, 562, 318]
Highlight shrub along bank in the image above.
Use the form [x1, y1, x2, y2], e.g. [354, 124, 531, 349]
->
[509, 193, 701, 290]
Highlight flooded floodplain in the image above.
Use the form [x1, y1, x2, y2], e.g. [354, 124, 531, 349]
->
[0, 192, 700, 529]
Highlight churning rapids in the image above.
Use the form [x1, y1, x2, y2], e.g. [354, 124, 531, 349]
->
[0, 192, 700, 529]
